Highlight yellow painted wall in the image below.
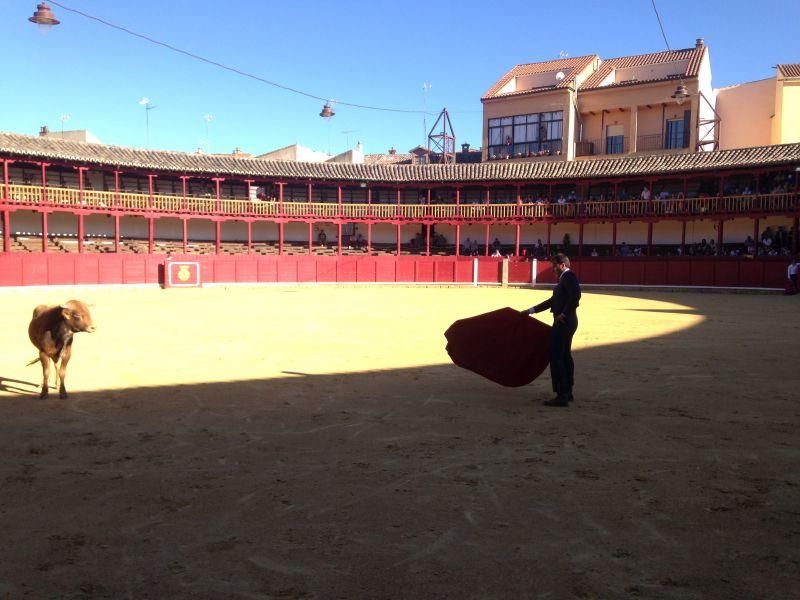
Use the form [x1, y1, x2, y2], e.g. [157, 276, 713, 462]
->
[776, 80, 800, 143]
[716, 78, 774, 149]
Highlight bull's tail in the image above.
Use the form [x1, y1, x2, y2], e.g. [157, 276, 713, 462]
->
[26, 357, 40, 367]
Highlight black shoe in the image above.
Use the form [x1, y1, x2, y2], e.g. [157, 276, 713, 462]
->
[543, 397, 569, 407]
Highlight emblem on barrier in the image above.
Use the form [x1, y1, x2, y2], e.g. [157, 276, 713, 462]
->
[177, 265, 191, 282]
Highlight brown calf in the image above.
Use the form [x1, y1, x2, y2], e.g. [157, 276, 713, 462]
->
[28, 300, 96, 399]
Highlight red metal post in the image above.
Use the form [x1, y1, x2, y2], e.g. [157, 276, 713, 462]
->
[247, 221, 252, 254]
[279, 222, 284, 256]
[307, 182, 313, 214]
[78, 214, 84, 253]
[337, 185, 342, 216]
[337, 223, 343, 256]
[717, 219, 724, 255]
[215, 220, 221, 255]
[114, 215, 120, 253]
[244, 179, 254, 206]
[367, 186, 372, 218]
[396, 187, 401, 218]
[308, 222, 313, 255]
[455, 224, 461, 257]
[367, 222, 372, 255]
[515, 224, 521, 257]
[484, 223, 489, 256]
[279, 182, 285, 214]
[148, 217, 154, 254]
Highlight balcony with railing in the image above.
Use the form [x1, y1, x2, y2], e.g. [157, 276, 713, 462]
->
[576, 133, 689, 157]
[2, 184, 798, 223]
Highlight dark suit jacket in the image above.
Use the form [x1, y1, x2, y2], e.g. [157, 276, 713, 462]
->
[533, 269, 581, 316]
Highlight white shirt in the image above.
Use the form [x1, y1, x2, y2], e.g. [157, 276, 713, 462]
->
[789, 263, 799, 277]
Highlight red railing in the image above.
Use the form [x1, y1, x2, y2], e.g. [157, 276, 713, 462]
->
[2, 184, 798, 222]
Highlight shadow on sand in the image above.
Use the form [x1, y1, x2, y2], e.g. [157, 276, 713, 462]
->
[0, 293, 797, 599]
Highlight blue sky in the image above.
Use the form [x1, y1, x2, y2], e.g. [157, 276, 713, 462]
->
[1, 0, 798, 157]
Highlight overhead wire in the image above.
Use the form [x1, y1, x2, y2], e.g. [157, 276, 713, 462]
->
[47, 1, 438, 115]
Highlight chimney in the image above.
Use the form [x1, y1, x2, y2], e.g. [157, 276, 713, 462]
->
[695, 38, 704, 48]
[388, 147, 396, 155]
[39, 125, 50, 137]
[461, 142, 471, 153]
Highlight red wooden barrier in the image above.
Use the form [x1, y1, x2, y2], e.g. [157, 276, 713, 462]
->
[0, 253, 791, 289]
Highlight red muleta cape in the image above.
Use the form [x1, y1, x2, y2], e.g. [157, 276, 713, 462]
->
[444, 307, 551, 387]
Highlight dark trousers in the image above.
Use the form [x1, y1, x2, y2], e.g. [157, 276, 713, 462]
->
[548, 314, 578, 399]
[792, 274, 798, 291]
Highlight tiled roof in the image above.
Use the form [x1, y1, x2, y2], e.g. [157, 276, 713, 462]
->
[1, 132, 798, 184]
[777, 64, 800, 78]
[580, 46, 706, 91]
[482, 55, 598, 100]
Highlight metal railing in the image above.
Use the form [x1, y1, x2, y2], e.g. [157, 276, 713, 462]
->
[2, 184, 798, 221]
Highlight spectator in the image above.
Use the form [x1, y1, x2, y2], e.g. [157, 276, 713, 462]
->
[492, 237, 501, 251]
[788, 259, 798, 292]
[491, 248, 502, 257]
[590, 248, 599, 257]
[640, 186, 651, 201]
[318, 230, 327, 246]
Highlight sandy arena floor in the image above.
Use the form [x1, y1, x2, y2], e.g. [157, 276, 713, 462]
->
[0, 285, 798, 599]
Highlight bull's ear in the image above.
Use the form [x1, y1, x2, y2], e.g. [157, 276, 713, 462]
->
[61, 307, 71, 320]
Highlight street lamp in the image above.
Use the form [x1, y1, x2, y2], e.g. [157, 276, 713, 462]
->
[138, 97, 157, 147]
[28, 2, 60, 30]
[671, 83, 690, 105]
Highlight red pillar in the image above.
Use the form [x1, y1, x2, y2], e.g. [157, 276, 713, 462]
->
[2, 159, 11, 200]
[753, 218, 760, 257]
[611, 222, 617, 256]
[515, 224, 521, 257]
[425, 222, 431, 256]
[455, 224, 461, 257]
[578, 223, 584, 257]
[147, 174, 156, 209]
[367, 222, 372, 255]
[182, 218, 187, 253]
[2, 210, 9, 253]
[244, 179, 255, 205]
[337, 223, 343, 256]
[114, 170, 121, 208]
[213, 177, 224, 213]
[247, 221, 252, 254]
[396, 224, 401, 256]
[646, 222, 653, 256]
[367, 186, 372, 218]
[77, 166, 88, 205]
[180, 176, 189, 211]
[308, 222, 313, 255]
[148, 217, 154, 254]
[307, 182, 313, 214]
[278, 182, 285, 214]
[717, 219, 724, 256]
[78, 214, 84, 253]
[215, 220, 221, 255]
[41, 211, 48, 253]
[279, 222, 284, 255]
[484, 223, 490, 257]
[681, 220, 686, 256]
[40, 163, 49, 203]
[396, 187, 401, 218]
[337, 185, 342, 216]
[114, 215, 120, 253]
